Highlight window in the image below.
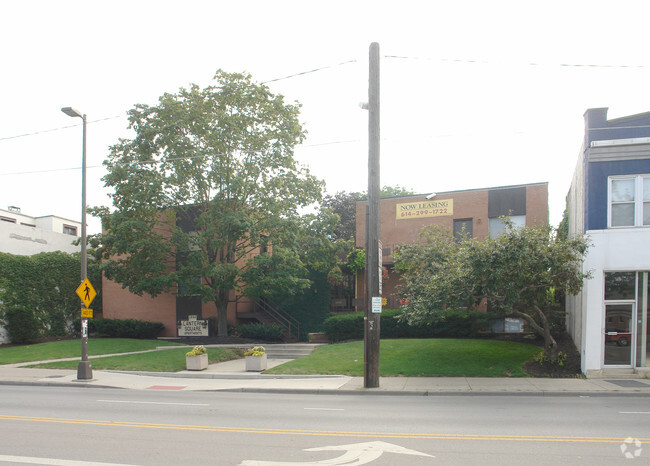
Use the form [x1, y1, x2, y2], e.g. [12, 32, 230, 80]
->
[62, 224, 78, 236]
[489, 215, 525, 238]
[0, 216, 17, 223]
[609, 175, 650, 227]
[605, 272, 636, 300]
[453, 218, 473, 240]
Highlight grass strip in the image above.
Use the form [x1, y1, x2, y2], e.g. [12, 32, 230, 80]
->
[28, 347, 243, 372]
[0, 338, 183, 365]
[264, 339, 542, 377]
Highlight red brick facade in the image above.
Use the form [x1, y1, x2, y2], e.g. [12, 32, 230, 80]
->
[355, 183, 549, 309]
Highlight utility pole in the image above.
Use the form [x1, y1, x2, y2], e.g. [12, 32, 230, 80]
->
[364, 42, 381, 388]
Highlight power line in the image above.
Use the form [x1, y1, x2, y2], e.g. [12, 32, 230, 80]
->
[0, 60, 359, 143]
[0, 164, 104, 177]
[384, 54, 648, 69]
[0, 115, 123, 142]
[261, 59, 358, 84]
[0, 139, 361, 176]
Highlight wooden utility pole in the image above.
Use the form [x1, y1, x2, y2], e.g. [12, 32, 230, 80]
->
[364, 42, 381, 388]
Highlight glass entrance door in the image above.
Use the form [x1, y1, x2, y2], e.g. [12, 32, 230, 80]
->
[604, 303, 634, 366]
[637, 273, 649, 367]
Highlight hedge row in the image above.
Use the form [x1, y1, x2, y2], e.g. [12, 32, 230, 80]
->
[323, 309, 491, 341]
[0, 251, 103, 343]
[73, 318, 164, 339]
[235, 323, 284, 341]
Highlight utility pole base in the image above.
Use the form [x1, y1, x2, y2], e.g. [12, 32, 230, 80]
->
[76, 361, 93, 380]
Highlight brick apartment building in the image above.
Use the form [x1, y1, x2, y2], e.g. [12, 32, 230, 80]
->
[355, 182, 549, 310]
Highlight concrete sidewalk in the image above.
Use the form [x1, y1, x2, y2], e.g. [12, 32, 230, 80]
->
[2, 356, 650, 395]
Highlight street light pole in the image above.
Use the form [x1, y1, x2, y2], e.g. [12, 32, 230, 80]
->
[61, 106, 92, 380]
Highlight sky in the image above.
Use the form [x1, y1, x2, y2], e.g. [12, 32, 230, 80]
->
[2, 0, 650, 234]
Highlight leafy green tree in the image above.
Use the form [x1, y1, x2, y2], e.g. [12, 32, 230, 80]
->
[395, 223, 590, 360]
[92, 71, 323, 336]
[321, 191, 365, 241]
[321, 186, 415, 242]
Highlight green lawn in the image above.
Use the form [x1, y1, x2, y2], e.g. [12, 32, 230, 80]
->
[264, 339, 543, 377]
[1, 338, 543, 377]
[29, 346, 243, 373]
[0, 338, 183, 365]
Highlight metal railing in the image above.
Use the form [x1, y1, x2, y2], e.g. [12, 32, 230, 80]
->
[235, 296, 301, 340]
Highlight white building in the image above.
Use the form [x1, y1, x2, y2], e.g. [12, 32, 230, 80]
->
[567, 108, 650, 377]
[0, 206, 81, 256]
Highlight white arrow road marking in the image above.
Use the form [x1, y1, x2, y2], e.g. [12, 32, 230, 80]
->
[240, 440, 434, 465]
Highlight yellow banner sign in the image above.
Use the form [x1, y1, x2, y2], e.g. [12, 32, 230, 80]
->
[396, 199, 453, 220]
[81, 308, 93, 319]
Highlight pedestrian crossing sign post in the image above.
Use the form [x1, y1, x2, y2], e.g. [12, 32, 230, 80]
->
[76, 278, 96, 309]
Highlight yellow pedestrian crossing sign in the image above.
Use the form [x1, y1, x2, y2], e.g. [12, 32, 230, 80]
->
[76, 278, 96, 308]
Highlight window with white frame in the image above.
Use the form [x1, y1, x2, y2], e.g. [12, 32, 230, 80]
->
[488, 215, 526, 238]
[609, 175, 650, 227]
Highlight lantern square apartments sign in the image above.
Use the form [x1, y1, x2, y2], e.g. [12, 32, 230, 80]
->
[179, 315, 209, 337]
[396, 199, 453, 219]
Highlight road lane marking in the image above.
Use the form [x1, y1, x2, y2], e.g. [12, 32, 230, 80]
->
[0, 454, 139, 465]
[304, 408, 345, 411]
[0, 415, 648, 444]
[97, 400, 209, 406]
[146, 385, 186, 390]
[619, 411, 650, 414]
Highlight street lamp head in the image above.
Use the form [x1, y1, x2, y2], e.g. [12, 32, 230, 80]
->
[61, 107, 83, 118]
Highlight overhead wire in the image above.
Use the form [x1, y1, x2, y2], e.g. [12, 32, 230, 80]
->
[1, 54, 649, 178]
[0, 115, 123, 142]
[2, 54, 646, 143]
[383, 54, 648, 69]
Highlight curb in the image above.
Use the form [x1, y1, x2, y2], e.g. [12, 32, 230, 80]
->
[2, 379, 650, 397]
[193, 387, 650, 397]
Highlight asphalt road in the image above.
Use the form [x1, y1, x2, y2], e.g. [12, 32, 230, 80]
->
[0, 385, 648, 465]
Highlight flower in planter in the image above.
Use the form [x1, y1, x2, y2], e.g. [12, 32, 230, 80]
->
[244, 346, 266, 357]
[185, 345, 207, 357]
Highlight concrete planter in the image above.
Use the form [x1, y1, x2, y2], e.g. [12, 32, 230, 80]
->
[245, 354, 267, 371]
[185, 353, 208, 371]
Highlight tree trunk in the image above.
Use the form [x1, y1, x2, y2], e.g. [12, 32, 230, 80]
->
[214, 289, 230, 337]
[513, 306, 559, 361]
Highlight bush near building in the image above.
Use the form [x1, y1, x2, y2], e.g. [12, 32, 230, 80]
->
[235, 323, 284, 341]
[72, 318, 164, 339]
[323, 309, 490, 342]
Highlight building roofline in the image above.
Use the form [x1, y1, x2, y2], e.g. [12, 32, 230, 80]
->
[34, 215, 82, 225]
[357, 181, 548, 202]
[604, 110, 650, 125]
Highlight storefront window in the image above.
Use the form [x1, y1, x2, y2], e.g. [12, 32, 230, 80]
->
[605, 272, 636, 300]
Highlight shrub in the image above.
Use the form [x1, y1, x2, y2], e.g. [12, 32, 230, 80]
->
[323, 312, 363, 341]
[72, 318, 164, 339]
[244, 346, 266, 356]
[236, 323, 284, 341]
[3, 305, 41, 344]
[185, 345, 206, 356]
[323, 309, 491, 341]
